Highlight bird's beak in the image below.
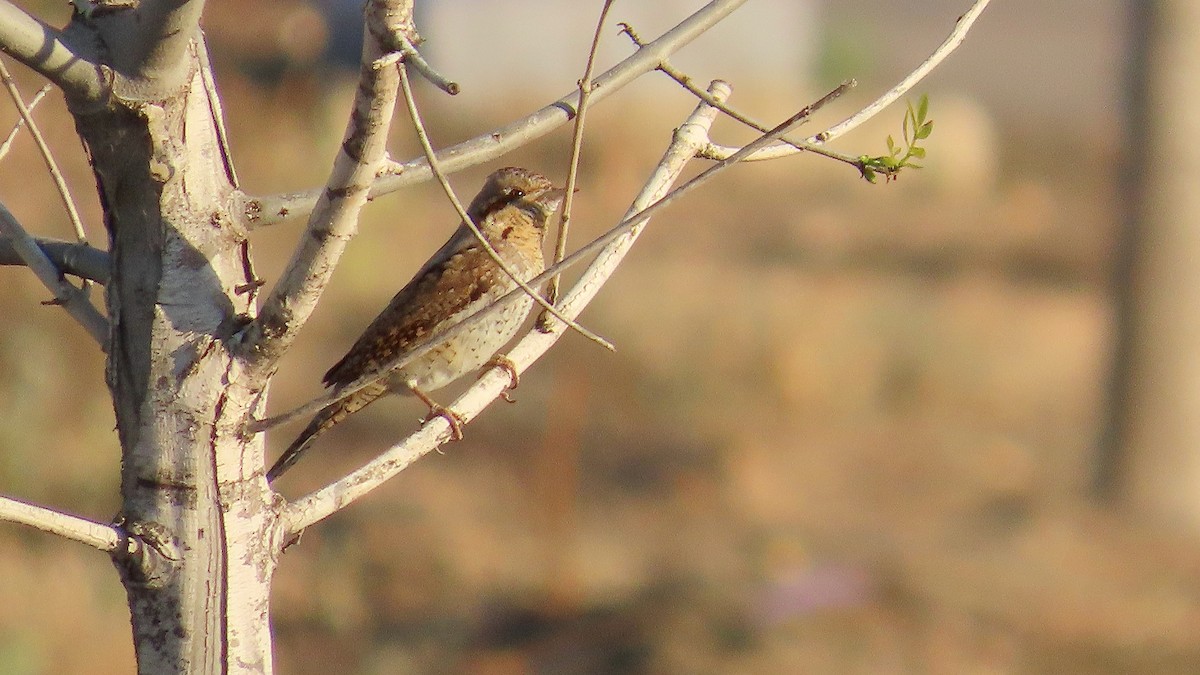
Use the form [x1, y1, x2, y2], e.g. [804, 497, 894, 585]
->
[542, 187, 570, 212]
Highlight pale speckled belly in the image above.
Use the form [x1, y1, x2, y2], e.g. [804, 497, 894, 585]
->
[387, 289, 535, 393]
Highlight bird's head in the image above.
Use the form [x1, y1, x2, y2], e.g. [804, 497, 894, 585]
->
[467, 167, 566, 231]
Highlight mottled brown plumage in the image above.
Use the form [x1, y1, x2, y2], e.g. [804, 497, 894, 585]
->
[267, 167, 563, 481]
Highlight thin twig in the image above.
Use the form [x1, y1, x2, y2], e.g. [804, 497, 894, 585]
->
[0, 83, 47, 161]
[0, 494, 124, 553]
[0, 61, 90, 245]
[397, 62, 615, 351]
[398, 35, 459, 95]
[821, 0, 989, 143]
[541, 0, 613, 316]
[283, 81, 735, 534]
[699, 0, 992, 161]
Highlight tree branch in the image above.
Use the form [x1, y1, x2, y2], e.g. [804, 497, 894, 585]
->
[0, 1, 106, 102]
[0, 203, 107, 345]
[246, 0, 750, 228]
[0, 494, 124, 553]
[242, 0, 409, 375]
[282, 81, 733, 534]
[0, 235, 109, 283]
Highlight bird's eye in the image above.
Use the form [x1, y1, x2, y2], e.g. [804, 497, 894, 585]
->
[509, 188, 525, 199]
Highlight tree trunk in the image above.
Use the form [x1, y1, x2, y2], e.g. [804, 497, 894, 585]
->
[1107, 0, 1200, 531]
[77, 35, 277, 673]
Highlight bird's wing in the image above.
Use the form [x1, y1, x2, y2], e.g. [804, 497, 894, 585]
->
[321, 238, 499, 388]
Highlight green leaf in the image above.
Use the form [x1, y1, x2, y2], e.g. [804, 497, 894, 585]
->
[909, 146, 926, 159]
[917, 94, 929, 123]
[915, 121, 933, 140]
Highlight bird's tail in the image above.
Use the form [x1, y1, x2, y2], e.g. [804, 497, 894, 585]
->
[266, 381, 389, 482]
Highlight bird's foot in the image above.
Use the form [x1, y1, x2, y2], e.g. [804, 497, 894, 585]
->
[482, 354, 520, 403]
[410, 385, 465, 441]
[425, 404, 464, 441]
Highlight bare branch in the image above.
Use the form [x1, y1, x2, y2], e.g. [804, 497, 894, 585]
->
[0, 235, 109, 283]
[0, 1, 106, 102]
[396, 63, 614, 351]
[247, 0, 750, 228]
[243, 0, 408, 374]
[0, 203, 107, 345]
[700, 0, 992, 161]
[282, 81, 733, 534]
[397, 35, 458, 95]
[541, 0, 613, 316]
[0, 494, 124, 553]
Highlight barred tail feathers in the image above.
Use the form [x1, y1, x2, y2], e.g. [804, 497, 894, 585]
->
[266, 382, 389, 482]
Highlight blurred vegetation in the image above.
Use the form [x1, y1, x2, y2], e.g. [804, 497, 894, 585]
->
[0, 1, 1198, 674]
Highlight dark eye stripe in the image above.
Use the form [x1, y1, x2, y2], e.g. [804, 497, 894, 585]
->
[478, 188, 527, 220]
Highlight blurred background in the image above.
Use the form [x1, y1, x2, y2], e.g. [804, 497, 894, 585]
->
[2, 0, 1198, 673]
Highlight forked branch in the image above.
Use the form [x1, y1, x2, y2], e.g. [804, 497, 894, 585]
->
[244, 0, 411, 376]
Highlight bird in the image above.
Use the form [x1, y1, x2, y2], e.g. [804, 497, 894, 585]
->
[266, 167, 564, 482]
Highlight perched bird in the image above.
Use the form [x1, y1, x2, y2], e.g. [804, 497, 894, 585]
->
[267, 167, 564, 482]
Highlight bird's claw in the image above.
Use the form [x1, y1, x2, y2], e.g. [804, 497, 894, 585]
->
[482, 354, 520, 403]
[409, 384, 465, 441]
[422, 404, 464, 441]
